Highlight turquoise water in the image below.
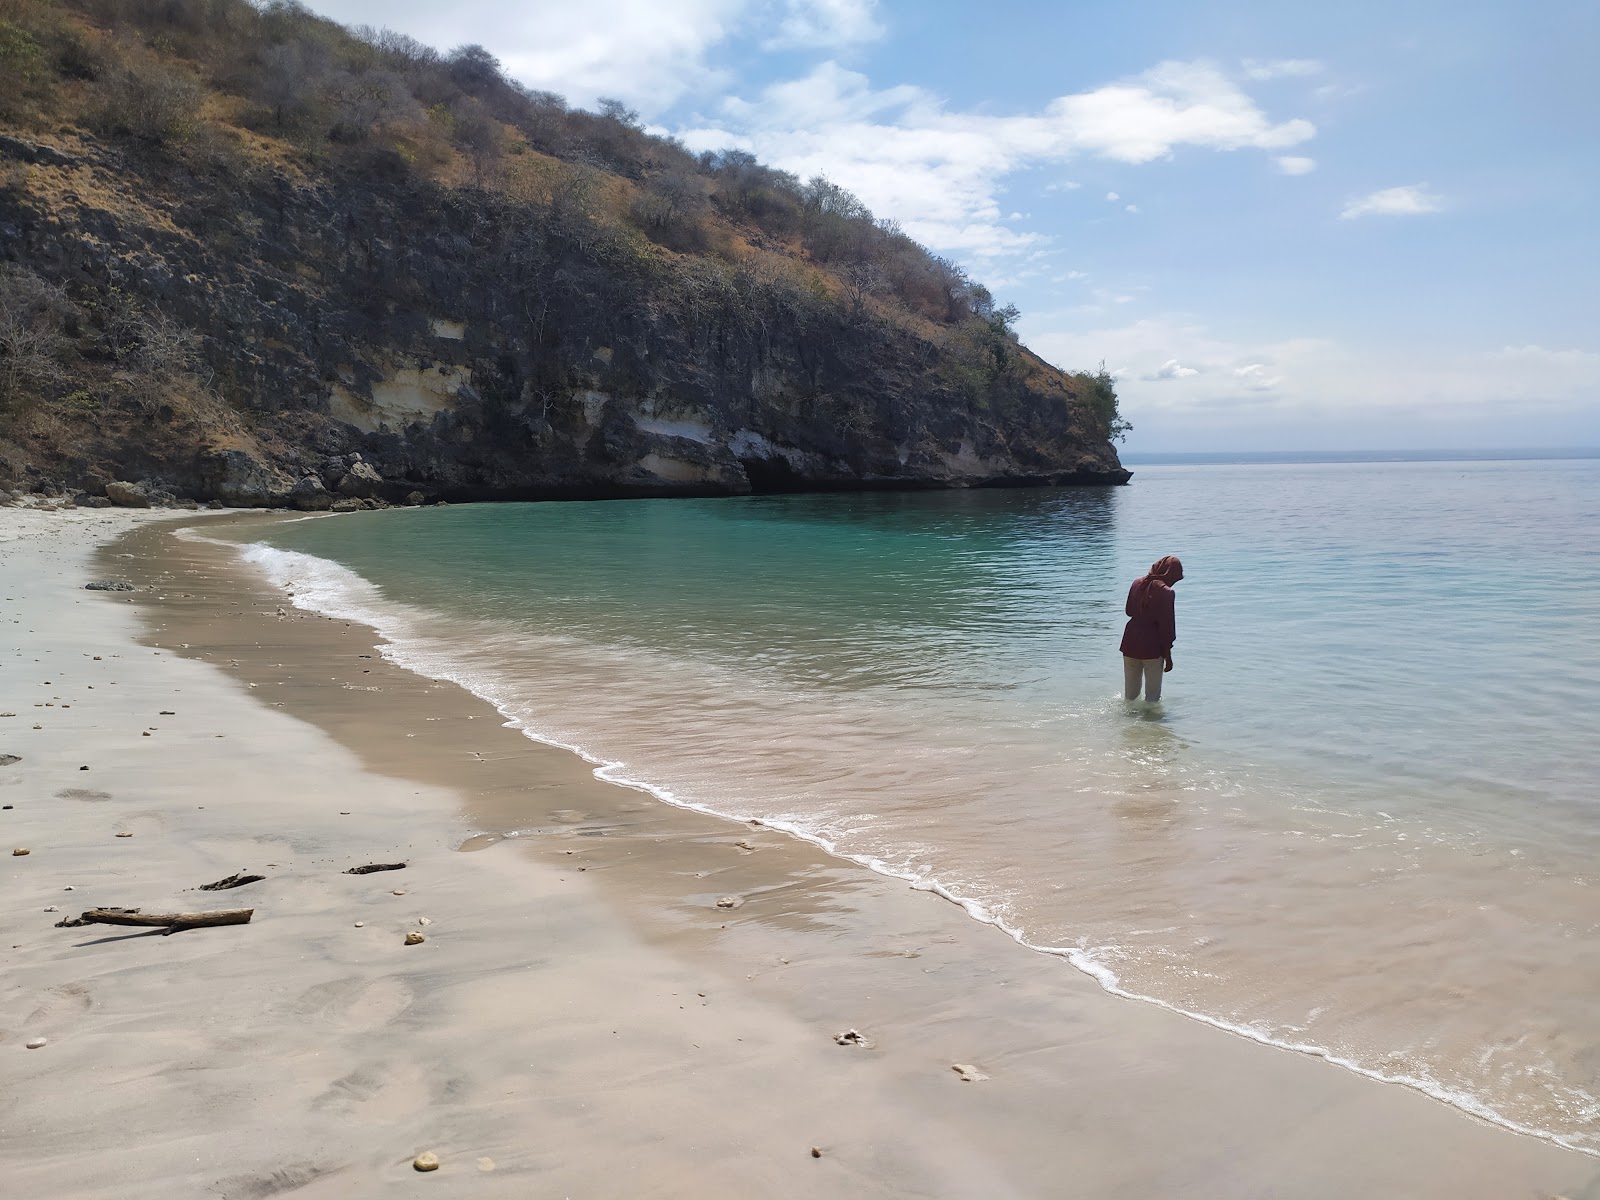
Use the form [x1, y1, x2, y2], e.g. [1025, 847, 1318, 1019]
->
[239, 457, 1600, 1151]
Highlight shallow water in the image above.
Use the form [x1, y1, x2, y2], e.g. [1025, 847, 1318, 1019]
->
[241, 458, 1600, 1151]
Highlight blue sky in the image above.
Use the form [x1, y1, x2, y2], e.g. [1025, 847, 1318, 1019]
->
[305, 0, 1598, 452]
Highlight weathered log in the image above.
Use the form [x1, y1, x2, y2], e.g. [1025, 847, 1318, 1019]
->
[59, 907, 253, 934]
[344, 863, 406, 875]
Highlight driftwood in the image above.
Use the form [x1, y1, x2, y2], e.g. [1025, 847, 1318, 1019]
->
[57, 907, 253, 935]
[199, 872, 265, 891]
[344, 863, 406, 875]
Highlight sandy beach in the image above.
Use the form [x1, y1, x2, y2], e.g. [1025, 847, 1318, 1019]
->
[2, 503, 1595, 1199]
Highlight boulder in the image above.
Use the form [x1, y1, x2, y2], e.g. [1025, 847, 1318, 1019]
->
[200, 449, 295, 508]
[289, 476, 333, 511]
[104, 480, 151, 508]
[336, 460, 384, 498]
[329, 497, 362, 512]
[404, 491, 425, 507]
[74, 494, 114, 509]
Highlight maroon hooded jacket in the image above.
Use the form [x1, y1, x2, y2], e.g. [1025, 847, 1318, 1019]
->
[1119, 556, 1183, 659]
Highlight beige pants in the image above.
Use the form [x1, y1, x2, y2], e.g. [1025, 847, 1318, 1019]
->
[1123, 655, 1166, 702]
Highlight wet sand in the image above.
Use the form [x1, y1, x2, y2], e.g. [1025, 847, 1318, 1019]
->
[1, 505, 1594, 1199]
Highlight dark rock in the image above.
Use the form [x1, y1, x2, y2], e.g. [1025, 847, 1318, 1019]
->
[404, 491, 425, 507]
[198, 450, 295, 508]
[74, 494, 114, 508]
[0, 135, 75, 167]
[85, 580, 135, 592]
[289, 476, 333, 511]
[329, 497, 362, 512]
[0, 754, 20, 766]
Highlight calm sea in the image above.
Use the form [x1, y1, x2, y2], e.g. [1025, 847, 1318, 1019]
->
[238, 457, 1600, 1152]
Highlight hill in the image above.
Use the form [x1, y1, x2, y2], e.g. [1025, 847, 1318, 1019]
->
[0, 0, 1129, 506]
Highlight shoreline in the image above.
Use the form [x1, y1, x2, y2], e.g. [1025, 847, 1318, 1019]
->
[3, 505, 1594, 1197]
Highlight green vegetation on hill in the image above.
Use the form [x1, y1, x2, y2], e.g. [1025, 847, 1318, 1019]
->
[0, 0, 1128, 503]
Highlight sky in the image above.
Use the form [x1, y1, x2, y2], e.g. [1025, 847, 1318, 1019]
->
[302, 0, 1599, 452]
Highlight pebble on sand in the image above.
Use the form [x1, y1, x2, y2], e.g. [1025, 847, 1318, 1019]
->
[951, 1063, 990, 1082]
[26, 1037, 47, 1049]
[115, 832, 132, 838]
[476, 1157, 495, 1172]
[811, 1147, 823, 1158]
[405, 931, 426, 945]
[12, 848, 29, 856]
[392, 889, 406, 896]
[413, 1152, 439, 1172]
[833, 1029, 870, 1047]
[715, 895, 743, 909]
[353, 921, 365, 928]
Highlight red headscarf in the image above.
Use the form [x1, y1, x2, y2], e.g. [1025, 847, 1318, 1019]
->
[1131, 555, 1184, 614]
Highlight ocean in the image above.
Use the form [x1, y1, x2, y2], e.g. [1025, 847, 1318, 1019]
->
[234, 455, 1600, 1153]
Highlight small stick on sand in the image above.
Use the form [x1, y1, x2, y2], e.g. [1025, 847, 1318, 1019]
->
[57, 908, 253, 935]
[198, 872, 265, 891]
[344, 863, 406, 875]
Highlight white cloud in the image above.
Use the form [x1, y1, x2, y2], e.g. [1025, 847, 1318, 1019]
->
[1020, 315, 1600, 447]
[682, 59, 1314, 261]
[1105, 190, 1120, 201]
[1340, 184, 1445, 219]
[1044, 180, 1083, 192]
[763, 0, 884, 50]
[1243, 58, 1324, 81]
[1125, 204, 1140, 213]
[305, 0, 745, 111]
[1276, 155, 1316, 175]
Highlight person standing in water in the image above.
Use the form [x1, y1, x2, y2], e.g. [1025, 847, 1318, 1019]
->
[1121, 555, 1184, 702]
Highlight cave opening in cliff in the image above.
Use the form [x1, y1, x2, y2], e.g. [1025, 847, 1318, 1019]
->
[738, 455, 814, 495]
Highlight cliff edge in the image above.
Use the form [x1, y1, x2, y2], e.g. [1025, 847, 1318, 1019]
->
[0, 1, 1130, 506]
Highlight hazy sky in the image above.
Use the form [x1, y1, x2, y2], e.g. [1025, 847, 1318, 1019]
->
[303, 0, 1598, 452]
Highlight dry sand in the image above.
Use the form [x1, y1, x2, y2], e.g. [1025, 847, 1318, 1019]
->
[1, 503, 1595, 1199]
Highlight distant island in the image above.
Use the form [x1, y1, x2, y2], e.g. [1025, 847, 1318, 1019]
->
[0, 1, 1129, 507]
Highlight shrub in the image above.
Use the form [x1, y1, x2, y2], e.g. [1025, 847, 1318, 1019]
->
[88, 63, 204, 145]
[0, 264, 72, 407]
[1086, 363, 1131, 441]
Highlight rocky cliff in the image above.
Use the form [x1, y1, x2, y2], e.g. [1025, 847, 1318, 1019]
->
[0, 1, 1129, 507]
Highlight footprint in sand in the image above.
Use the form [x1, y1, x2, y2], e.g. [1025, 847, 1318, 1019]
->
[314, 1059, 431, 1119]
[292, 976, 415, 1031]
[20, 982, 94, 1037]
